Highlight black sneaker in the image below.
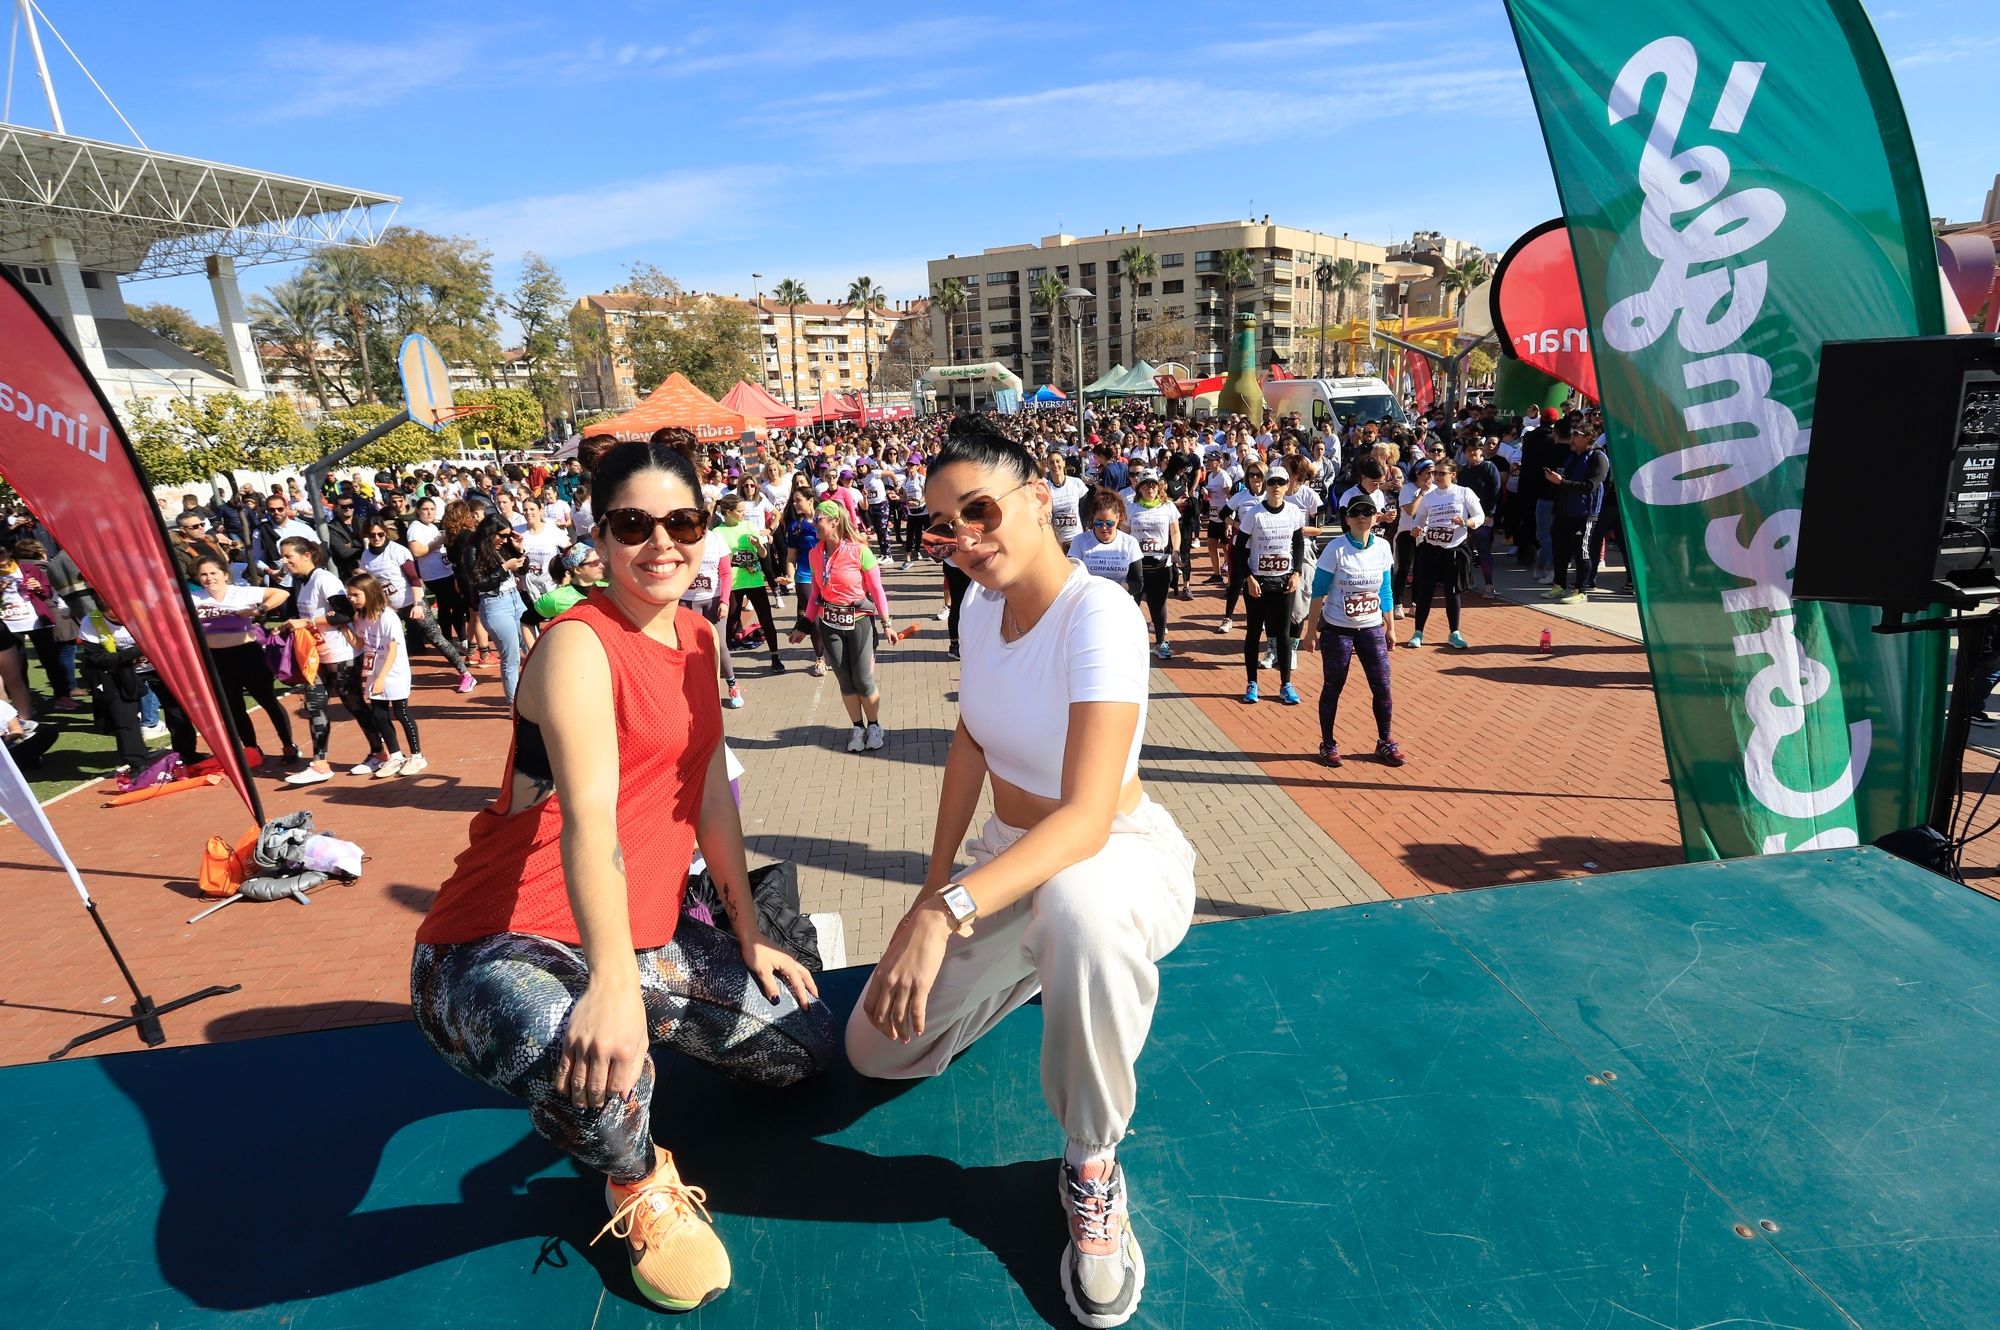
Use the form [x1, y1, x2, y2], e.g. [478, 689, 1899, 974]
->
[1059, 1158, 1143, 1328]
[1974, 712, 1999, 726]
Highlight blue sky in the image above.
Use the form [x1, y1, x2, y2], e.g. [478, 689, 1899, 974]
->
[12, 1, 1998, 337]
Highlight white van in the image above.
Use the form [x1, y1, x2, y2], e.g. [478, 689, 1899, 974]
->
[1263, 377, 1406, 430]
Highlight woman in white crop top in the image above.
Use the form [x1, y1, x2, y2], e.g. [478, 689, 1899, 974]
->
[845, 418, 1197, 1330]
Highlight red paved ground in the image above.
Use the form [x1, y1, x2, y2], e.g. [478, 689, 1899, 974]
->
[4, 567, 1994, 1066]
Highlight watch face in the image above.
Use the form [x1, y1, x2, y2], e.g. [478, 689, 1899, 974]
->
[943, 885, 976, 923]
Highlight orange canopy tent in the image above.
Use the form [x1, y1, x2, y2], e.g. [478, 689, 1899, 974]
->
[718, 380, 802, 430]
[805, 390, 866, 425]
[581, 373, 748, 443]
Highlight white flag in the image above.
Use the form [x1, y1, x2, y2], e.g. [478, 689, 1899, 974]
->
[0, 742, 92, 906]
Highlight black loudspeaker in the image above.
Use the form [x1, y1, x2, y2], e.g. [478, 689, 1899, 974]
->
[1795, 334, 2000, 608]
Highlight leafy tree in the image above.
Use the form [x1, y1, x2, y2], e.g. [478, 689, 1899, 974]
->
[1329, 258, 1367, 373]
[774, 277, 811, 409]
[128, 393, 314, 486]
[247, 276, 336, 410]
[1032, 271, 1070, 388]
[453, 387, 545, 448]
[308, 248, 385, 404]
[930, 278, 963, 410]
[503, 253, 572, 419]
[327, 227, 504, 401]
[1117, 243, 1155, 362]
[1466, 346, 1497, 384]
[612, 264, 759, 399]
[126, 302, 231, 370]
[845, 277, 887, 405]
[1439, 255, 1490, 322]
[312, 403, 445, 469]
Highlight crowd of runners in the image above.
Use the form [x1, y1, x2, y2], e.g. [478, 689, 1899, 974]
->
[0, 395, 1616, 1327]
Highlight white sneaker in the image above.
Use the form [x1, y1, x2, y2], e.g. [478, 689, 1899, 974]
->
[372, 754, 407, 779]
[1216, 617, 1232, 633]
[934, 606, 950, 622]
[349, 756, 383, 776]
[846, 726, 867, 753]
[401, 754, 430, 775]
[141, 722, 169, 740]
[864, 722, 885, 751]
[1259, 648, 1275, 670]
[285, 764, 333, 786]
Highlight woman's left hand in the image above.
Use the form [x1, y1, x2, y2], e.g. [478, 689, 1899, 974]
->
[866, 901, 952, 1043]
[740, 935, 819, 1007]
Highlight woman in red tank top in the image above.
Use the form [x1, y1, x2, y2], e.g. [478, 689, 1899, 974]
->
[410, 432, 833, 1314]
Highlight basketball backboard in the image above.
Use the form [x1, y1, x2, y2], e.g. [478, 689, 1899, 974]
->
[397, 333, 455, 433]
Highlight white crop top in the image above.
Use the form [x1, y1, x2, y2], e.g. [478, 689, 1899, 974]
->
[957, 562, 1149, 799]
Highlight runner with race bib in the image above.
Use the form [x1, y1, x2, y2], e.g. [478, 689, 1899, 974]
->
[1127, 472, 1180, 659]
[1045, 454, 1090, 550]
[1237, 468, 1306, 705]
[1069, 490, 1144, 600]
[1300, 496, 1404, 768]
[1405, 458, 1483, 650]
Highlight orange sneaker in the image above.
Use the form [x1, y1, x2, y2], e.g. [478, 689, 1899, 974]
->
[592, 1144, 730, 1311]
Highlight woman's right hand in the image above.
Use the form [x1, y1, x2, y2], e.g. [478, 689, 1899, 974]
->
[554, 977, 648, 1110]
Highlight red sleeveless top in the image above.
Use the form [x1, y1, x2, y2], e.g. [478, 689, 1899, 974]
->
[416, 592, 720, 949]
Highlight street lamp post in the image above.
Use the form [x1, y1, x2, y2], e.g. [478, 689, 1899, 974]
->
[751, 273, 764, 390]
[1061, 285, 1092, 456]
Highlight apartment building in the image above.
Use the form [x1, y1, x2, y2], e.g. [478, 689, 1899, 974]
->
[573, 292, 924, 412]
[924, 220, 1389, 388]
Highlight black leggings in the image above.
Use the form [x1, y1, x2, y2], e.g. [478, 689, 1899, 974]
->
[903, 512, 927, 559]
[425, 576, 467, 643]
[728, 583, 781, 658]
[944, 561, 971, 649]
[211, 639, 296, 753]
[1243, 576, 1293, 684]
[1319, 623, 1394, 746]
[27, 623, 71, 696]
[1223, 539, 1250, 618]
[1141, 559, 1171, 642]
[303, 659, 380, 761]
[404, 598, 467, 673]
[1410, 543, 1464, 634]
[370, 698, 420, 754]
[1177, 502, 1199, 580]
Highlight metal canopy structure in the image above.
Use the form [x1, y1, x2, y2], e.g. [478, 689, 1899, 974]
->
[0, 124, 399, 278]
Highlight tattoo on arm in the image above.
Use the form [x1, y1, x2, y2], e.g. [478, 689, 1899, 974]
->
[611, 842, 625, 874]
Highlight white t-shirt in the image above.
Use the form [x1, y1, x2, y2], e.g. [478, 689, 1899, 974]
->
[354, 610, 412, 702]
[761, 479, 792, 511]
[542, 499, 574, 529]
[900, 471, 927, 513]
[503, 510, 529, 534]
[1240, 501, 1308, 577]
[1312, 534, 1396, 630]
[862, 475, 888, 507]
[190, 583, 267, 644]
[1128, 501, 1177, 560]
[0, 570, 37, 633]
[957, 564, 1148, 800]
[1068, 530, 1143, 583]
[681, 530, 729, 606]
[1411, 485, 1484, 550]
[1338, 485, 1387, 513]
[361, 541, 416, 610]
[1286, 487, 1321, 523]
[406, 519, 451, 583]
[1203, 470, 1233, 514]
[519, 525, 572, 580]
[296, 567, 355, 664]
[1047, 476, 1090, 547]
[1498, 440, 1524, 490]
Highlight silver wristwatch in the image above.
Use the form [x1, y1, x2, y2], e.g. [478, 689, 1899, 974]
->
[939, 882, 979, 935]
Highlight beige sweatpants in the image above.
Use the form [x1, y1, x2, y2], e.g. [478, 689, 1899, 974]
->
[846, 797, 1197, 1153]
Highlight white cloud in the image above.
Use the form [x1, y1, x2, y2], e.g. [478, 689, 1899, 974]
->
[1893, 33, 2000, 68]
[405, 167, 772, 262]
[247, 27, 525, 119]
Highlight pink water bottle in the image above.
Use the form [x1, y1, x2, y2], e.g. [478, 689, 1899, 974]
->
[1539, 627, 1553, 652]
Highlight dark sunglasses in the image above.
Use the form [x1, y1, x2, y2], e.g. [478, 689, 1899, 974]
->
[1090, 518, 1119, 529]
[921, 481, 1031, 552]
[602, 506, 708, 546]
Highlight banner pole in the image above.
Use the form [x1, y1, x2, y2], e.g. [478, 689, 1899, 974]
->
[49, 895, 242, 1058]
[303, 409, 411, 545]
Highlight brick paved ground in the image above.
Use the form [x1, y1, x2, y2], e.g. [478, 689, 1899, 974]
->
[4, 550, 1991, 1066]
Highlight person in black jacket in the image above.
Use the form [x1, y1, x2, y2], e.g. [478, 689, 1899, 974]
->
[1458, 440, 1503, 594]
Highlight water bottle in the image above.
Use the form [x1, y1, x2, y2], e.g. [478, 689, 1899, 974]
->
[1539, 627, 1553, 652]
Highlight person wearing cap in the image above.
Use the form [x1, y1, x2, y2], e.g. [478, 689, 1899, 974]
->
[1405, 458, 1482, 650]
[1302, 496, 1405, 767]
[1238, 467, 1308, 705]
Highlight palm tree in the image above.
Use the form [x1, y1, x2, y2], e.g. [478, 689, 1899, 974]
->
[1117, 243, 1154, 362]
[248, 276, 336, 411]
[1313, 257, 1336, 378]
[845, 276, 887, 407]
[1439, 254, 1488, 322]
[1330, 258, 1366, 375]
[774, 278, 810, 409]
[931, 277, 965, 414]
[310, 249, 383, 403]
[1032, 271, 1069, 390]
[1209, 248, 1256, 371]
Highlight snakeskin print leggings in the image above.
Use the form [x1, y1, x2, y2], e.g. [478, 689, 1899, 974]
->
[412, 917, 837, 1183]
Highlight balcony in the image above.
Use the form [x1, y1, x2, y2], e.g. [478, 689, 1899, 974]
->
[1267, 262, 1295, 282]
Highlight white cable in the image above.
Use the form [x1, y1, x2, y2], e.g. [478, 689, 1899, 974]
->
[27, 0, 146, 146]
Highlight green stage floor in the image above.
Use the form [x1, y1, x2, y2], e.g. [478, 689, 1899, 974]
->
[3, 847, 1993, 1328]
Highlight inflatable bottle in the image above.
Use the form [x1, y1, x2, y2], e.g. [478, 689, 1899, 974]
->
[1216, 312, 1264, 421]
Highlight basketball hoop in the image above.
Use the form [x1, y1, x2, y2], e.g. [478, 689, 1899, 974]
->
[430, 403, 496, 427]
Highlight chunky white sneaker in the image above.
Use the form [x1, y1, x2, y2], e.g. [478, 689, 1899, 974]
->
[864, 722, 885, 751]
[845, 726, 867, 753]
[284, 764, 333, 786]
[371, 754, 407, 780]
[348, 756, 383, 777]
[1059, 1158, 1144, 1328]
[401, 754, 430, 775]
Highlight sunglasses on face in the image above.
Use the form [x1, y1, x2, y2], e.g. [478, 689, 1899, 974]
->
[602, 506, 709, 546]
[1091, 518, 1119, 529]
[921, 481, 1031, 552]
